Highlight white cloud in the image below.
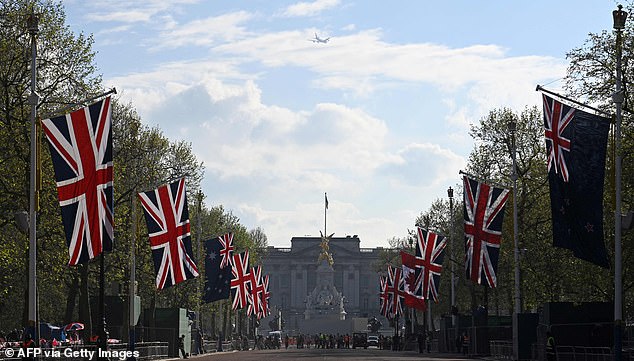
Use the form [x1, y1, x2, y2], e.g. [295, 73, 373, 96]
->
[83, 0, 199, 23]
[86, 10, 153, 23]
[99, 10, 568, 247]
[213, 29, 566, 105]
[380, 143, 467, 189]
[154, 11, 254, 49]
[341, 24, 356, 31]
[96, 25, 132, 35]
[280, 0, 340, 17]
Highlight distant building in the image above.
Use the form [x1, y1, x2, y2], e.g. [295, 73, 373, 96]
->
[261, 235, 386, 333]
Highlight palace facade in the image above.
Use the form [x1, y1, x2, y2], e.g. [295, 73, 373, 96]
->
[261, 235, 387, 332]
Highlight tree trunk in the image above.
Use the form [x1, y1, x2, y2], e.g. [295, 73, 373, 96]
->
[224, 303, 231, 338]
[210, 306, 216, 337]
[78, 263, 92, 342]
[149, 294, 156, 341]
[64, 273, 79, 325]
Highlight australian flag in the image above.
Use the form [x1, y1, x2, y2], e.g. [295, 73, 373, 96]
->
[203, 237, 232, 303]
[542, 94, 610, 268]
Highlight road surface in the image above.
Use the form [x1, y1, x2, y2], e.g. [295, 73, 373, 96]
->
[184, 347, 474, 361]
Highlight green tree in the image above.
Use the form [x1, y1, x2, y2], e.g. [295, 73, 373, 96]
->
[0, 0, 103, 330]
[0, 0, 269, 337]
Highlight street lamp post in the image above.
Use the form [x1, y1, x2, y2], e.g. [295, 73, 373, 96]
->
[195, 191, 203, 354]
[508, 119, 521, 360]
[129, 188, 137, 354]
[612, 5, 627, 361]
[447, 186, 456, 350]
[27, 9, 40, 343]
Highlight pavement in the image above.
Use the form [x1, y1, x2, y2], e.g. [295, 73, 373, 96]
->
[163, 347, 482, 361]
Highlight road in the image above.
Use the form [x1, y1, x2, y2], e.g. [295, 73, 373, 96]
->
[184, 348, 473, 361]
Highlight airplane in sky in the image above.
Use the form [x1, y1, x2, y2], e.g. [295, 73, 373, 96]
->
[309, 33, 330, 43]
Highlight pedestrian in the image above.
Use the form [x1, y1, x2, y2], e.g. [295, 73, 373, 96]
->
[546, 331, 556, 361]
[461, 332, 469, 356]
[216, 331, 223, 352]
[178, 334, 188, 359]
[22, 334, 35, 361]
[196, 330, 205, 354]
[392, 334, 399, 351]
[427, 331, 432, 352]
[284, 335, 289, 349]
[417, 332, 425, 353]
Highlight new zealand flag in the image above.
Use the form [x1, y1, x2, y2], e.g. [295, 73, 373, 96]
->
[542, 94, 610, 268]
[203, 237, 232, 303]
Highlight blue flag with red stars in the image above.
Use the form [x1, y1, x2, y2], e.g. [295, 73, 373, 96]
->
[542, 94, 610, 268]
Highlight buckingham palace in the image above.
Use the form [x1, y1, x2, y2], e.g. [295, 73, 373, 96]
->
[261, 235, 387, 333]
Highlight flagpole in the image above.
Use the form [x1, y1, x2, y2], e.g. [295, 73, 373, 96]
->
[39, 88, 117, 120]
[508, 119, 522, 361]
[447, 186, 456, 350]
[26, 8, 40, 344]
[98, 252, 109, 354]
[458, 170, 511, 190]
[129, 183, 137, 355]
[196, 191, 203, 354]
[612, 6, 627, 361]
[324, 192, 328, 236]
[535, 85, 612, 118]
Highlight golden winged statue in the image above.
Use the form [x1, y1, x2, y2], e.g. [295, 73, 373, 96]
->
[318, 231, 335, 266]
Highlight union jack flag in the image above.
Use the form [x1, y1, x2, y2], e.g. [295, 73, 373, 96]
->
[138, 178, 199, 289]
[218, 233, 234, 269]
[260, 274, 271, 318]
[42, 97, 114, 266]
[378, 275, 391, 318]
[230, 251, 251, 310]
[543, 93, 573, 182]
[463, 175, 509, 288]
[247, 265, 264, 317]
[415, 227, 446, 302]
[385, 265, 406, 318]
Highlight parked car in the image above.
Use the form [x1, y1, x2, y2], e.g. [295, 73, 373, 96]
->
[367, 335, 379, 348]
[352, 332, 367, 349]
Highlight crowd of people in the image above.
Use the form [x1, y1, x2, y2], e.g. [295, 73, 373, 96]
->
[0, 328, 88, 351]
[247, 333, 400, 351]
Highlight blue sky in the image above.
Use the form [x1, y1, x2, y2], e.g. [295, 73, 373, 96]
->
[62, 0, 620, 247]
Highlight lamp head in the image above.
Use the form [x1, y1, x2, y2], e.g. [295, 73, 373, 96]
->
[614, 5, 628, 30]
[26, 9, 39, 35]
[507, 120, 517, 133]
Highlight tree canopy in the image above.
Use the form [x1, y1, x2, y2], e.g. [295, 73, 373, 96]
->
[0, 0, 268, 334]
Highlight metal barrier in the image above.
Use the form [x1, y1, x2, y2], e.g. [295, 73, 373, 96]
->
[490, 340, 513, 360]
[110, 341, 169, 360]
[443, 325, 512, 355]
[556, 346, 612, 361]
